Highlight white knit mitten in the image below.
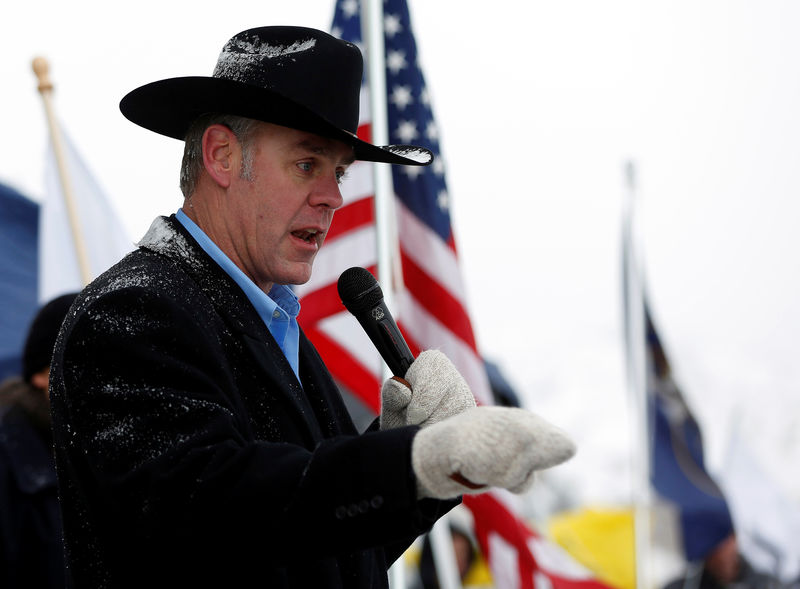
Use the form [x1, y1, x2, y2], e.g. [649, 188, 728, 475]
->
[380, 350, 476, 430]
[412, 406, 576, 499]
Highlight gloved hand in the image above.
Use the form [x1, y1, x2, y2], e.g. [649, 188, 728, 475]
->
[411, 406, 576, 499]
[380, 350, 476, 430]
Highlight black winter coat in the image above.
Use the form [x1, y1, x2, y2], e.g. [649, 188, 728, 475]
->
[50, 215, 455, 588]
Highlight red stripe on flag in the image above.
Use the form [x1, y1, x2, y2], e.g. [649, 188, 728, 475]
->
[400, 250, 478, 353]
[464, 494, 536, 589]
[298, 264, 379, 327]
[327, 197, 375, 242]
[464, 494, 614, 589]
[446, 231, 458, 254]
[298, 281, 346, 326]
[303, 326, 381, 412]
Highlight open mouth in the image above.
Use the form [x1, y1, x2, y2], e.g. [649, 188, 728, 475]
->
[292, 229, 319, 244]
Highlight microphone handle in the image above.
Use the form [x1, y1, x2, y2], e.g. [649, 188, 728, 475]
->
[355, 300, 415, 378]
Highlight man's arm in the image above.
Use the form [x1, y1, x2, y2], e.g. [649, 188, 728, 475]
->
[51, 286, 443, 564]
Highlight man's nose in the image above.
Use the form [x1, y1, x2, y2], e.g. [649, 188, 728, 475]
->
[310, 173, 345, 210]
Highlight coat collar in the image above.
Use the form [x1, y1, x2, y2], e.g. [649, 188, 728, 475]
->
[137, 215, 264, 336]
[137, 215, 326, 443]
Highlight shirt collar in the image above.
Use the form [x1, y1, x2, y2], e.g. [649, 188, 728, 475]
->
[174, 208, 300, 327]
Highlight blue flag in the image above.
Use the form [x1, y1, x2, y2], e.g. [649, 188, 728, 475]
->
[0, 183, 39, 381]
[646, 308, 734, 560]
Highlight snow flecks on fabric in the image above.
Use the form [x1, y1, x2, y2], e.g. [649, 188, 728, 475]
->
[85, 301, 146, 337]
[93, 415, 137, 444]
[213, 36, 317, 81]
[385, 145, 433, 164]
[137, 217, 173, 250]
[85, 382, 231, 470]
[138, 216, 204, 273]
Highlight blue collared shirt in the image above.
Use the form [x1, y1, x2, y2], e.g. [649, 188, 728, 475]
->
[175, 209, 301, 382]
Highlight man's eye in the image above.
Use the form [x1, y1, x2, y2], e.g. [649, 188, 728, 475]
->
[298, 162, 313, 172]
[336, 169, 349, 184]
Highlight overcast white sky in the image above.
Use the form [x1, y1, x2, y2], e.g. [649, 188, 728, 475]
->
[2, 1, 799, 518]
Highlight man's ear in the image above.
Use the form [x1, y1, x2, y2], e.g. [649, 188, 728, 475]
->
[202, 124, 236, 188]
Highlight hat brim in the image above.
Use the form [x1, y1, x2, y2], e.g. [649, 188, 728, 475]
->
[119, 77, 432, 166]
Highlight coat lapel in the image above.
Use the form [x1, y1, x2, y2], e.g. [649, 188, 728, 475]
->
[297, 331, 359, 438]
[240, 332, 324, 442]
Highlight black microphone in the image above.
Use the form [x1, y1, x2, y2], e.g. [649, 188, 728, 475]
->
[337, 267, 415, 378]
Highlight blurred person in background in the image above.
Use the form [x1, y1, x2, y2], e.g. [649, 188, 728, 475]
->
[664, 532, 797, 589]
[0, 292, 77, 589]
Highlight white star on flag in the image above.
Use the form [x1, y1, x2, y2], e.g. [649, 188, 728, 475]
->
[386, 50, 407, 74]
[340, 0, 358, 18]
[425, 120, 438, 141]
[437, 189, 449, 212]
[384, 13, 402, 37]
[394, 120, 418, 142]
[390, 85, 413, 110]
[420, 87, 430, 106]
[402, 165, 424, 180]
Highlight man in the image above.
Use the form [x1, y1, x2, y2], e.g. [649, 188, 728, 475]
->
[50, 26, 575, 588]
[1, 292, 77, 588]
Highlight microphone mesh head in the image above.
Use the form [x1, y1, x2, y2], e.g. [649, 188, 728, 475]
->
[337, 267, 383, 313]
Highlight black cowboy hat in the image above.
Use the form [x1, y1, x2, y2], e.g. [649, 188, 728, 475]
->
[119, 26, 432, 167]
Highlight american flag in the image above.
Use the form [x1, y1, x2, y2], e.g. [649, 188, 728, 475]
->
[296, 0, 492, 409]
[296, 1, 614, 587]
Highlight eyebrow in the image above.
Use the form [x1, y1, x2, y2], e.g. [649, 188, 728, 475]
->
[296, 139, 356, 166]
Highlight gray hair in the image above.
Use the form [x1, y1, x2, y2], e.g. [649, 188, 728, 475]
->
[179, 114, 260, 198]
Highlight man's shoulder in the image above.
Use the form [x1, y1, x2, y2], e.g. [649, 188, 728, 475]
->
[71, 216, 255, 334]
[137, 215, 197, 260]
[84, 216, 208, 299]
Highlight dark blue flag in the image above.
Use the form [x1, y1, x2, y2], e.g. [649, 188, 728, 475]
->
[646, 308, 734, 560]
[0, 183, 39, 381]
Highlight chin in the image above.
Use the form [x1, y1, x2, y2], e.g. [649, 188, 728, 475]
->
[278, 264, 314, 287]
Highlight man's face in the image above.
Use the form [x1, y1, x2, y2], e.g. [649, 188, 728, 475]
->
[222, 122, 352, 290]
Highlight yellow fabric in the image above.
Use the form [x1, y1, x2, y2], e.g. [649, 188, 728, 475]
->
[462, 551, 494, 587]
[402, 536, 494, 587]
[548, 507, 635, 589]
[403, 543, 494, 589]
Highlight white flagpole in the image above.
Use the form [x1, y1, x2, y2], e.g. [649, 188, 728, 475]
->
[622, 160, 653, 589]
[360, 3, 405, 587]
[32, 56, 92, 287]
[360, 2, 460, 588]
[361, 0, 398, 316]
